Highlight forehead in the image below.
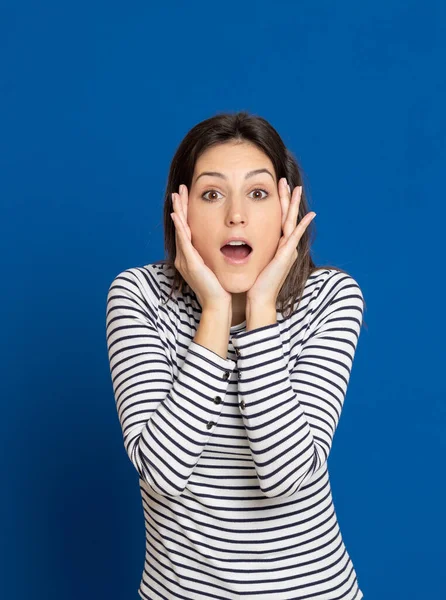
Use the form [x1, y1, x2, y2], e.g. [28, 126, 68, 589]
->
[194, 142, 275, 176]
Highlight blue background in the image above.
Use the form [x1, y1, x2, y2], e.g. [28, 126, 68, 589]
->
[2, 1, 445, 598]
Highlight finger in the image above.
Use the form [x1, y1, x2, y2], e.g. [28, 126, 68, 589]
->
[171, 207, 188, 260]
[171, 195, 196, 263]
[177, 186, 186, 221]
[290, 212, 316, 245]
[279, 178, 289, 231]
[172, 193, 186, 232]
[172, 194, 186, 248]
[171, 206, 181, 259]
[173, 192, 184, 224]
[180, 184, 188, 223]
[283, 185, 301, 239]
[175, 189, 191, 241]
[280, 210, 315, 254]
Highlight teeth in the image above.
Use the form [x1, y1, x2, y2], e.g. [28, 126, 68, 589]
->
[227, 241, 247, 246]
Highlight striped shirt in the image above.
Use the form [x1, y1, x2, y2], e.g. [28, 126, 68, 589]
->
[105, 261, 365, 600]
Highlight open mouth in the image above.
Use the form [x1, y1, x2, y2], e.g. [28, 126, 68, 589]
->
[220, 243, 253, 263]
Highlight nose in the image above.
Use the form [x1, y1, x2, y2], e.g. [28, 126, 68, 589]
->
[226, 198, 247, 225]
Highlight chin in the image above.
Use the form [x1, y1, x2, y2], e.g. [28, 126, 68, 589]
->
[218, 271, 256, 294]
[224, 283, 251, 294]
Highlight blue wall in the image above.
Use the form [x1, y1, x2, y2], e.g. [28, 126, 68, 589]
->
[2, 1, 445, 598]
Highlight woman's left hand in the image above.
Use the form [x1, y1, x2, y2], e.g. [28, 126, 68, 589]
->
[246, 178, 316, 305]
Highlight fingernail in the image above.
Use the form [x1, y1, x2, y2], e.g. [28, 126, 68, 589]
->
[179, 184, 183, 194]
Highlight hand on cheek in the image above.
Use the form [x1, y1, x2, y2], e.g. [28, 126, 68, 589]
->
[247, 178, 316, 305]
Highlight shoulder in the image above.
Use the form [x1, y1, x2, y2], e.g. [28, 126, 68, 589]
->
[108, 260, 172, 295]
[107, 261, 174, 319]
[308, 268, 364, 302]
[303, 267, 365, 326]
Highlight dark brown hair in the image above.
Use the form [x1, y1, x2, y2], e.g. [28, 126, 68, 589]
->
[158, 111, 366, 329]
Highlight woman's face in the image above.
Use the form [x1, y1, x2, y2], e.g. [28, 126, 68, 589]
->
[186, 141, 282, 294]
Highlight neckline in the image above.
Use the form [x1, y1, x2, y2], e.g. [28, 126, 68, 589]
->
[230, 319, 246, 332]
[168, 276, 248, 333]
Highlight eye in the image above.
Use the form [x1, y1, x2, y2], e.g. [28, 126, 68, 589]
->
[250, 188, 269, 201]
[201, 188, 269, 202]
[201, 189, 223, 202]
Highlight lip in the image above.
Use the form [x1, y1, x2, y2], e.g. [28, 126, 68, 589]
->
[220, 236, 252, 247]
[220, 246, 253, 265]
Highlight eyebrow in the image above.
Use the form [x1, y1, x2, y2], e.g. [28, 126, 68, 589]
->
[194, 168, 276, 184]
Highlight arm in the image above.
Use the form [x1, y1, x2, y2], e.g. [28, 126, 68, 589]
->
[105, 267, 236, 497]
[232, 271, 365, 498]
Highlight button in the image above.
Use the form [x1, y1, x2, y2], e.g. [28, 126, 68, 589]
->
[222, 371, 230, 380]
[239, 399, 245, 410]
[206, 421, 215, 430]
[235, 348, 241, 357]
[238, 370, 242, 380]
[213, 396, 222, 404]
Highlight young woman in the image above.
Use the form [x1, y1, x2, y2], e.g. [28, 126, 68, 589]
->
[106, 111, 366, 599]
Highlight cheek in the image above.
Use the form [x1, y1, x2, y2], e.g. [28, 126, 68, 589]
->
[187, 204, 209, 231]
[188, 221, 215, 260]
[257, 210, 282, 246]
[259, 237, 281, 263]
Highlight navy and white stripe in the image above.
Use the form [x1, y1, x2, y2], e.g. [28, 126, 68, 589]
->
[106, 262, 364, 600]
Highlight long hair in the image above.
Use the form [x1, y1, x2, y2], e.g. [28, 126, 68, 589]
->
[158, 110, 366, 328]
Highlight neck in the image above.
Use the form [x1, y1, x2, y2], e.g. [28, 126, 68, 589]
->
[231, 292, 246, 326]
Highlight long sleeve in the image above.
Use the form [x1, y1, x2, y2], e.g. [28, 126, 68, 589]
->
[105, 268, 237, 497]
[231, 272, 365, 499]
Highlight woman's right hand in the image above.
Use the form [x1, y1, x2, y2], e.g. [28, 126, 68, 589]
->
[171, 184, 232, 312]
